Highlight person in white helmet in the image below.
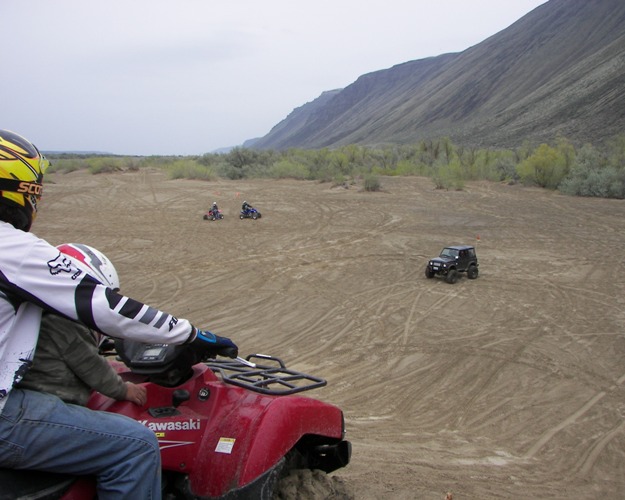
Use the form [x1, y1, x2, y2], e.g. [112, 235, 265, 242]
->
[0, 129, 238, 499]
[210, 200, 222, 219]
[17, 243, 147, 407]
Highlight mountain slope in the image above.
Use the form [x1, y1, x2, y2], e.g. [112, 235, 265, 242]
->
[253, 0, 625, 150]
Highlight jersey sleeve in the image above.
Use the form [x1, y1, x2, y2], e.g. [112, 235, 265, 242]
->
[1, 226, 196, 345]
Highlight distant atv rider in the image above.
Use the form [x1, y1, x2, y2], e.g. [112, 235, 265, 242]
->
[241, 200, 253, 213]
[211, 201, 219, 216]
[0, 129, 238, 500]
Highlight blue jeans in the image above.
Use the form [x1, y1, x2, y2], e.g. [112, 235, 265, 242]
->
[0, 389, 161, 499]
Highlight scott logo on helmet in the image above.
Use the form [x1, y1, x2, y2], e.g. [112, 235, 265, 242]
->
[17, 182, 43, 196]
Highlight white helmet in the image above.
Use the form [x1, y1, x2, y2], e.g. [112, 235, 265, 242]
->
[57, 243, 120, 290]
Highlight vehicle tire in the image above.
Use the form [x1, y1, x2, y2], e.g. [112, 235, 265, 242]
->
[272, 468, 354, 500]
[240, 214, 244, 220]
[252, 213, 259, 220]
[467, 265, 479, 279]
[203, 214, 208, 220]
[425, 267, 435, 279]
[446, 269, 458, 284]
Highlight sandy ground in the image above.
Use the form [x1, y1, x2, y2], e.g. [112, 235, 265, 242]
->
[37, 169, 625, 499]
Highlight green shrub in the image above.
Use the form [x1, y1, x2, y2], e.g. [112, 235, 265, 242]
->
[432, 158, 464, 190]
[87, 157, 122, 174]
[268, 160, 309, 179]
[331, 175, 348, 188]
[167, 159, 216, 181]
[492, 154, 519, 182]
[516, 143, 569, 189]
[559, 144, 625, 198]
[46, 158, 87, 174]
[363, 174, 381, 192]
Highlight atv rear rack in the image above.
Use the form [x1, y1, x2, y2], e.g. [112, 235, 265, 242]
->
[205, 354, 327, 395]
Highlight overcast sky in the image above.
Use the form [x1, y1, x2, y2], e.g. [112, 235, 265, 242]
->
[3, 1, 547, 156]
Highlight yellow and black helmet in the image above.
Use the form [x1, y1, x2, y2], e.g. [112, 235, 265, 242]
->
[0, 129, 49, 230]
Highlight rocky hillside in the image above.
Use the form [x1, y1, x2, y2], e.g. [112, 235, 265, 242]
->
[252, 0, 625, 150]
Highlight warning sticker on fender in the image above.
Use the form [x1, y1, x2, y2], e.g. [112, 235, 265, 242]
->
[215, 437, 236, 454]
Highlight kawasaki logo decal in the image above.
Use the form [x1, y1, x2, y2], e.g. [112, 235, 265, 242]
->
[138, 419, 201, 431]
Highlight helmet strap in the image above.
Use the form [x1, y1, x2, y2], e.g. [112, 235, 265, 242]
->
[0, 202, 31, 231]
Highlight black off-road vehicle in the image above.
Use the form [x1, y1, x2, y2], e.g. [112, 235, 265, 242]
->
[425, 245, 479, 284]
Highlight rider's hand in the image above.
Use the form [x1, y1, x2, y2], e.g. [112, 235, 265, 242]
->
[124, 382, 147, 406]
[192, 328, 238, 359]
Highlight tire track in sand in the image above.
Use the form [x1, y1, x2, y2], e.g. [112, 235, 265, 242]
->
[523, 391, 606, 459]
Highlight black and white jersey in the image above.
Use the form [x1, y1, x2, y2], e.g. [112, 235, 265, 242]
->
[0, 221, 195, 412]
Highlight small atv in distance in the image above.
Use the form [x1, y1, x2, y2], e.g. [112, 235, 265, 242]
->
[203, 209, 224, 221]
[425, 245, 479, 284]
[0, 342, 351, 499]
[240, 207, 261, 220]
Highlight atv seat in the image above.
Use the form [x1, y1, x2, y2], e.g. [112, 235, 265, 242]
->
[0, 468, 78, 500]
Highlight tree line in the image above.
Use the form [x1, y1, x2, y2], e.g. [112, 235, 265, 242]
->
[47, 134, 625, 199]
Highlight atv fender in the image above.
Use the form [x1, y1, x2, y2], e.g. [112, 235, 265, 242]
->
[188, 389, 346, 497]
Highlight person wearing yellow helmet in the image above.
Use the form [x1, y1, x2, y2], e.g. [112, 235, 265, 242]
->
[0, 130, 238, 499]
[0, 129, 48, 231]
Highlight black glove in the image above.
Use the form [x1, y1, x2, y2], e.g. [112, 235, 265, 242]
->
[192, 328, 238, 359]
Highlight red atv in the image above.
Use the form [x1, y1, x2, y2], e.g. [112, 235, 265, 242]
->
[203, 209, 224, 221]
[1, 341, 351, 499]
